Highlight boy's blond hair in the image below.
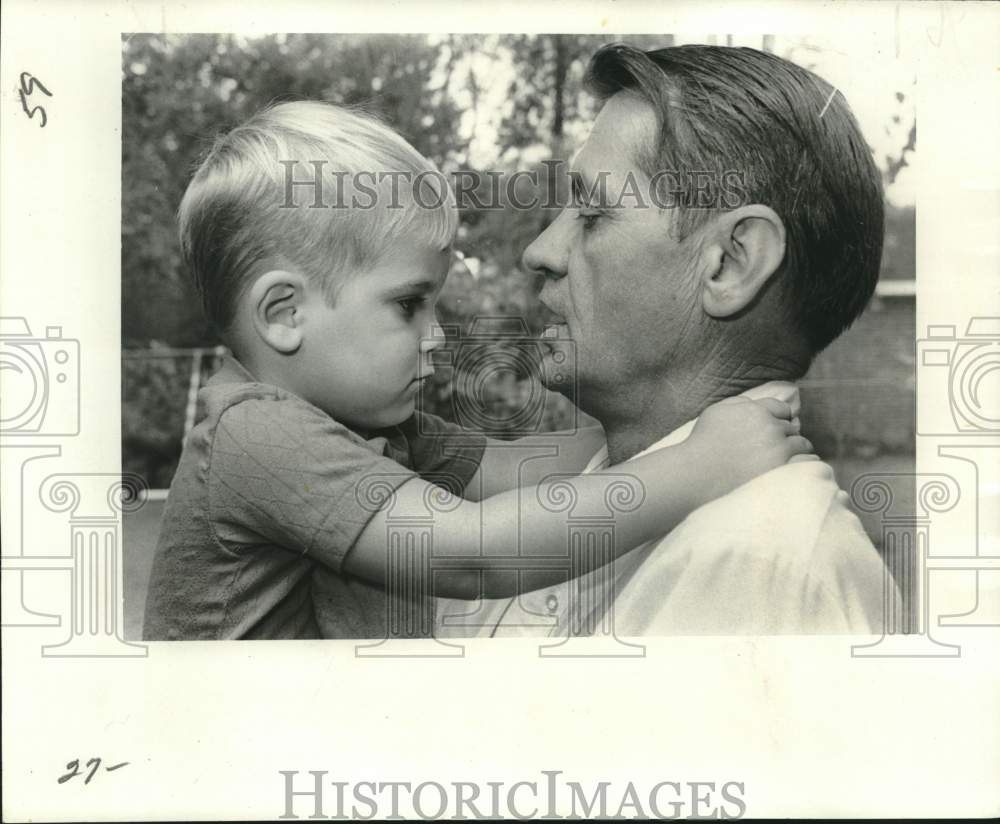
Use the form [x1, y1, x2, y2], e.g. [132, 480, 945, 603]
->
[178, 100, 457, 334]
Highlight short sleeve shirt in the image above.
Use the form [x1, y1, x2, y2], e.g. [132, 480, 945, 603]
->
[142, 357, 485, 640]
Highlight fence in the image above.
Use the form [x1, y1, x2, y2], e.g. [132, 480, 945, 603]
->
[122, 283, 916, 498]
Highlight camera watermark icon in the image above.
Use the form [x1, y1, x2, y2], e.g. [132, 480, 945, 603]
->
[2, 443, 64, 626]
[917, 317, 1000, 435]
[935, 443, 1000, 628]
[419, 316, 577, 437]
[1, 315, 82, 635]
[905, 315, 1000, 638]
[1, 316, 148, 657]
[0, 316, 80, 437]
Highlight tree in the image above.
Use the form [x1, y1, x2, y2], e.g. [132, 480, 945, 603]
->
[122, 33, 469, 346]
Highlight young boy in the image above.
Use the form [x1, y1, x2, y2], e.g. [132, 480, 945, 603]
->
[142, 101, 809, 640]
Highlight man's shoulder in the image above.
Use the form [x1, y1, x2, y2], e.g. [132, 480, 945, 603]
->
[676, 460, 879, 572]
[613, 460, 888, 634]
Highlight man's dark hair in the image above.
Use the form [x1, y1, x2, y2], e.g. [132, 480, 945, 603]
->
[585, 43, 885, 354]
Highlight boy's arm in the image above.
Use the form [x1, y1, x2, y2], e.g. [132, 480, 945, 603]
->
[343, 400, 810, 600]
[462, 423, 607, 501]
[344, 441, 700, 600]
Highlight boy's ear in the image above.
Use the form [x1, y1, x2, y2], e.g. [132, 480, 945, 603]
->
[247, 270, 308, 354]
[698, 205, 786, 318]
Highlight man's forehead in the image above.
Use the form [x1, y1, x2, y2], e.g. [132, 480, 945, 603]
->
[573, 93, 658, 176]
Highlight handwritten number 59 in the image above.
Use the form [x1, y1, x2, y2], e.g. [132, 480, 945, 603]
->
[18, 71, 52, 128]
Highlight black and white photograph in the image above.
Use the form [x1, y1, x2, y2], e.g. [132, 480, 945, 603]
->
[2, 2, 998, 821]
[121, 31, 918, 642]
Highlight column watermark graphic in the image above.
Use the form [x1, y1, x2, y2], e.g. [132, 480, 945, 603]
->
[353, 472, 466, 658]
[917, 320, 1000, 629]
[533, 473, 645, 657]
[921, 319, 1000, 636]
[353, 468, 646, 658]
[850, 316, 1000, 658]
[5, 311, 995, 657]
[34, 473, 148, 657]
[1, 315, 148, 658]
[850, 472, 961, 657]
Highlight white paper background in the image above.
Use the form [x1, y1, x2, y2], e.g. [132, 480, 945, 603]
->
[2, 0, 998, 820]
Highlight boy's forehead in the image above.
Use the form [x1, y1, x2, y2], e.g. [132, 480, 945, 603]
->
[368, 238, 452, 289]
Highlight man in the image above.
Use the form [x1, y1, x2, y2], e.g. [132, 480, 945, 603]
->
[437, 43, 894, 636]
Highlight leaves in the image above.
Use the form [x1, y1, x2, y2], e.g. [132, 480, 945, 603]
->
[123, 34, 916, 485]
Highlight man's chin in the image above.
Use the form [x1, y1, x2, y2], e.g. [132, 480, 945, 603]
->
[542, 357, 594, 421]
[540, 374, 573, 401]
[539, 324, 576, 385]
[540, 348, 576, 395]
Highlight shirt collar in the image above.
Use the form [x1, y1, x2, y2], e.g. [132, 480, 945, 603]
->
[206, 354, 258, 386]
[584, 380, 801, 472]
[204, 354, 412, 460]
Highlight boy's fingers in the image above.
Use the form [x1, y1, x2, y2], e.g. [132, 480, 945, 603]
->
[789, 453, 822, 463]
[756, 398, 793, 419]
[788, 435, 814, 455]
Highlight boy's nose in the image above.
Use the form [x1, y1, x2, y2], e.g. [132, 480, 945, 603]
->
[420, 321, 446, 353]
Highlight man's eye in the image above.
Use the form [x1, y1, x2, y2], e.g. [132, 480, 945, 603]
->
[397, 296, 426, 317]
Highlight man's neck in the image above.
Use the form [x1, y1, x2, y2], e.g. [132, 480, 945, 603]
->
[597, 353, 803, 465]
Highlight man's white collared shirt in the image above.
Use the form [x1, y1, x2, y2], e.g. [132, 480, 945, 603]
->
[436, 382, 890, 637]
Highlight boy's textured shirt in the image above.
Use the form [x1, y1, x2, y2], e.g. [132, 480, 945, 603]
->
[143, 357, 484, 640]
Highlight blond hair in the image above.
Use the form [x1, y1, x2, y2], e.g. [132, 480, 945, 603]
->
[178, 100, 457, 333]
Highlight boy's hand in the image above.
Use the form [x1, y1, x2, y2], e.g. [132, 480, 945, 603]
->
[686, 396, 814, 502]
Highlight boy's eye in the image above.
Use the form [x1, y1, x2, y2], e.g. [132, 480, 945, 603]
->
[397, 296, 426, 317]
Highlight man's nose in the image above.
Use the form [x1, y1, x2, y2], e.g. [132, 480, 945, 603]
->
[522, 210, 570, 281]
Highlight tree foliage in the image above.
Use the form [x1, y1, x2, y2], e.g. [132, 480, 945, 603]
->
[123, 33, 468, 345]
[123, 34, 916, 484]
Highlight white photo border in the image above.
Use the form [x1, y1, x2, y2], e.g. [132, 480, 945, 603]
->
[2, 1, 999, 820]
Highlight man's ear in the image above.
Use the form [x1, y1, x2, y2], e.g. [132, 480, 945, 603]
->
[247, 270, 307, 354]
[699, 205, 786, 318]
